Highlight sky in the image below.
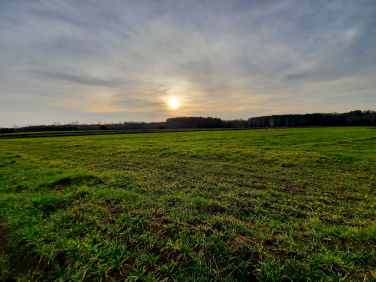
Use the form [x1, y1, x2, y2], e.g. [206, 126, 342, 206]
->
[1, 0, 375, 127]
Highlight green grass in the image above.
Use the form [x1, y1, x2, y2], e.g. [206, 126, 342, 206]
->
[0, 127, 375, 281]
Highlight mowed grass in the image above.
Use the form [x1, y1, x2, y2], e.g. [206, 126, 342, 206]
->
[0, 127, 375, 281]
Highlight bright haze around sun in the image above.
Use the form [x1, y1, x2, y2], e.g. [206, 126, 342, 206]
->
[169, 98, 179, 109]
[0, 0, 375, 127]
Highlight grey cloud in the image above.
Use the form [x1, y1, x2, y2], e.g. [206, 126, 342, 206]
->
[33, 71, 120, 88]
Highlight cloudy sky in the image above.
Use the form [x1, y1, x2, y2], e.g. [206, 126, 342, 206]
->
[1, 0, 375, 127]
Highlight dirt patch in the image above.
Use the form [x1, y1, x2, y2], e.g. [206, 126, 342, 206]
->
[46, 175, 104, 191]
[0, 224, 10, 253]
[277, 179, 308, 195]
[100, 199, 124, 215]
[0, 222, 48, 279]
[51, 178, 73, 191]
[234, 235, 258, 246]
[14, 253, 47, 279]
[106, 263, 134, 281]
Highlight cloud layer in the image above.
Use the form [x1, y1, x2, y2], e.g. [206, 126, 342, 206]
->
[1, 0, 375, 127]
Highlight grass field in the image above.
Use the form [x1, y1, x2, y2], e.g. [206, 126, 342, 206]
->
[0, 127, 375, 281]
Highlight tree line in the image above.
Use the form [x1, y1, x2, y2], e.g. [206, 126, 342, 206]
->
[1, 110, 375, 133]
[248, 110, 376, 127]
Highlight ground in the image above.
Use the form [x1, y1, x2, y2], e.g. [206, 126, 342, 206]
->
[0, 127, 375, 281]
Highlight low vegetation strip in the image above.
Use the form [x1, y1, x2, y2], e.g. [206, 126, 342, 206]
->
[0, 127, 375, 280]
[0, 128, 248, 139]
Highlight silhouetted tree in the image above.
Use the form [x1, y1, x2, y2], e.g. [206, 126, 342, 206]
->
[248, 110, 376, 127]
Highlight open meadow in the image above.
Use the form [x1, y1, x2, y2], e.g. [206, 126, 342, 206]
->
[0, 127, 375, 281]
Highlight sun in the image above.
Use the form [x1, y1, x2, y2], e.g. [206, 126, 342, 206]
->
[169, 98, 179, 109]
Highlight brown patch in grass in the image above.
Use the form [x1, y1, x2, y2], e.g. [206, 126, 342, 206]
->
[264, 238, 276, 246]
[237, 182, 268, 190]
[51, 178, 73, 190]
[202, 203, 229, 213]
[106, 259, 136, 280]
[276, 179, 308, 195]
[352, 270, 376, 282]
[193, 224, 215, 235]
[146, 210, 175, 224]
[234, 235, 258, 246]
[100, 199, 124, 215]
[0, 222, 48, 280]
[15, 254, 47, 279]
[47, 175, 104, 191]
[44, 177, 76, 191]
[363, 271, 376, 282]
[0, 224, 9, 254]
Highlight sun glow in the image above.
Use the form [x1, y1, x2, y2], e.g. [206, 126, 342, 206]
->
[169, 98, 179, 109]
